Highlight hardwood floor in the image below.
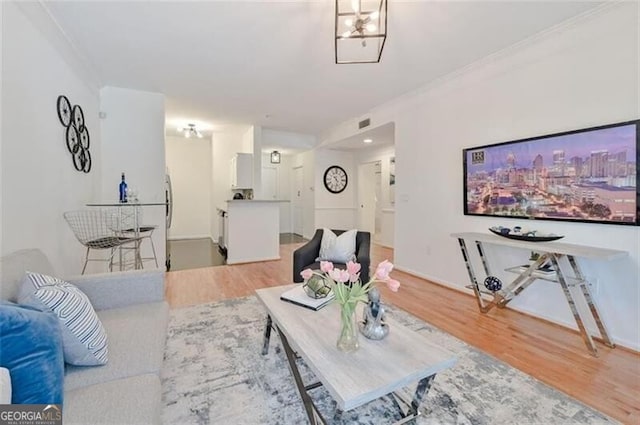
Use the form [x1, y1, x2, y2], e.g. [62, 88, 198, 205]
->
[165, 243, 640, 424]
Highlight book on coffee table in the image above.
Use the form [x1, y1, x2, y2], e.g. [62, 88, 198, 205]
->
[280, 285, 335, 311]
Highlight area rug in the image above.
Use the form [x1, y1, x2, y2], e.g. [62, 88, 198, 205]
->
[161, 296, 616, 425]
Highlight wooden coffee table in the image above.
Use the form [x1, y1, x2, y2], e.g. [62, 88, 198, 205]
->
[256, 285, 457, 424]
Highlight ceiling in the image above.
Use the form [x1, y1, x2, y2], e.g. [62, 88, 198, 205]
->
[45, 1, 603, 137]
[328, 122, 395, 151]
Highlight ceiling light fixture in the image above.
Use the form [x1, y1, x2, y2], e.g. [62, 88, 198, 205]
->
[270, 150, 281, 164]
[363, 138, 373, 144]
[178, 123, 203, 139]
[335, 0, 387, 64]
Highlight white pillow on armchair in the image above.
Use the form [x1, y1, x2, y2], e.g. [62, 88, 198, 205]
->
[316, 229, 357, 263]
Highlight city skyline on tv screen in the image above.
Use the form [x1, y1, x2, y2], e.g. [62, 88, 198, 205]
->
[464, 122, 638, 225]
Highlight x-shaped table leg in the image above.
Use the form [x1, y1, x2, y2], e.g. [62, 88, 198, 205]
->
[278, 326, 326, 425]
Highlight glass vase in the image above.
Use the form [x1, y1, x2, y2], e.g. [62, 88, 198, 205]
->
[337, 303, 359, 352]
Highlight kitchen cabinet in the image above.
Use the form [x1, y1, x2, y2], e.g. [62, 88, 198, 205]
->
[230, 153, 253, 189]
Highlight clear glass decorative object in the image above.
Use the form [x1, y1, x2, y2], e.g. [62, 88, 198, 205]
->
[337, 303, 359, 352]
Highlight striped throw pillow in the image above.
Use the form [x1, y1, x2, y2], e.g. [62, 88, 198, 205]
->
[18, 272, 108, 366]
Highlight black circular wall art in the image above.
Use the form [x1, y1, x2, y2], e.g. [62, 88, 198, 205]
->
[57, 95, 72, 127]
[66, 125, 80, 154]
[72, 105, 85, 130]
[57, 95, 91, 173]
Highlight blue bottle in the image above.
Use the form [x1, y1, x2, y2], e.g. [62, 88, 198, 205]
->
[119, 173, 128, 203]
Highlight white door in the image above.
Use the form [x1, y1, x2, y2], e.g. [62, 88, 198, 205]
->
[262, 167, 278, 200]
[357, 162, 376, 234]
[292, 167, 304, 236]
[374, 163, 382, 235]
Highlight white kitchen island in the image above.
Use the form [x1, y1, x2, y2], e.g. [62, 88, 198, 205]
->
[225, 200, 288, 265]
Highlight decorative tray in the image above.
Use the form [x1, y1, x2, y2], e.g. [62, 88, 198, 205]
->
[489, 227, 564, 242]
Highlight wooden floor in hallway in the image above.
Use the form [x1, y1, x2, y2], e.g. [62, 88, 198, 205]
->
[165, 242, 640, 424]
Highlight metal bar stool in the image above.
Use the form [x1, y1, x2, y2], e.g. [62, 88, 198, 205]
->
[117, 206, 159, 268]
[64, 209, 142, 274]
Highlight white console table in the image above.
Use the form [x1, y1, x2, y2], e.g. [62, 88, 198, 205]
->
[451, 232, 627, 356]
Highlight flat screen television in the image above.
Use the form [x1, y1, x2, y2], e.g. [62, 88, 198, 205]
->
[463, 120, 639, 226]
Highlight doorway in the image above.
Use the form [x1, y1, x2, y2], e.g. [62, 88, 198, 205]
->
[374, 161, 382, 237]
[292, 166, 304, 236]
[357, 162, 377, 234]
[262, 166, 278, 200]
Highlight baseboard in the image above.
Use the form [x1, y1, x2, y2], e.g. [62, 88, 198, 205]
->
[394, 265, 640, 353]
[395, 266, 473, 296]
[168, 235, 213, 241]
[373, 241, 394, 249]
[226, 256, 281, 265]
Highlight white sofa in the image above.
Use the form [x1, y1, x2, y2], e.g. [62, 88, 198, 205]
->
[0, 249, 169, 425]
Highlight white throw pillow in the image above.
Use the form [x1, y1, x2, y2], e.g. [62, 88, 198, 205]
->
[0, 368, 11, 404]
[18, 272, 108, 366]
[317, 229, 357, 264]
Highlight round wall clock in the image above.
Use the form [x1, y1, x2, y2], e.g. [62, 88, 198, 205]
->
[323, 165, 348, 194]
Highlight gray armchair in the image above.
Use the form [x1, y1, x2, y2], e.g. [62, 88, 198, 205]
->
[293, 229, 371, 283]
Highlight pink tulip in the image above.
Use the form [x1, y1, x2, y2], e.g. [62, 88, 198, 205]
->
[300, 269, 313, 280]
[374, 260, 394, 280]
[339, 270, 351, 283]
[329, 268, 350, 283]
[386, 278, 400, 292]
[320, 261, 334, 273]
[346, 261, 361, 282]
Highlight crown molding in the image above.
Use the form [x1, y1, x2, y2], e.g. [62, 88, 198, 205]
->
[320, 2, 628, 144]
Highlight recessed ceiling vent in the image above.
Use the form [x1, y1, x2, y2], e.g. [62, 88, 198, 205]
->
[358, 118, 371, 129]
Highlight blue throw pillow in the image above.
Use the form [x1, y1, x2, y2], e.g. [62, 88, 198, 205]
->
[0, 301, 64, 404]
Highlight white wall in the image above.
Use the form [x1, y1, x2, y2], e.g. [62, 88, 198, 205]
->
[211, 125, 251, 241]
[314, 149, 357, 231]
[1, 2, 101, 276]
[318, 4, 640, 349]
[252, 126, 263, 199]
[99, 86, 166, 268]
[241, 126, 254, 153]
[380, 209, 395, 248]
[99, 87, 165, 202]
[166, 136, 211, 239]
